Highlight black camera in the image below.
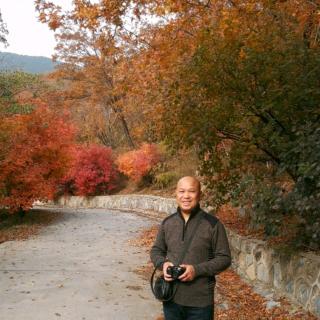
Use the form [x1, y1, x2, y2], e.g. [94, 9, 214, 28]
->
[166, 266, 186, 280]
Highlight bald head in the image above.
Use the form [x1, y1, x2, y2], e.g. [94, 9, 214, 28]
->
[176, 176, 201, 193]
[176, 176, 201, 215]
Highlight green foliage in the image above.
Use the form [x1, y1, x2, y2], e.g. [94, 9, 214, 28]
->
[0, 71, 41, 116]
[154, 172, 178, 189]
[0, 71, 39, 97]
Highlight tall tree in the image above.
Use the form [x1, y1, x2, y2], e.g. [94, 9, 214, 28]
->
[152, 0, 320, 249]
[35, 0, 135, 148]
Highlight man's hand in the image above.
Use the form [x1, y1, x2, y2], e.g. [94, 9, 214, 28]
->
[178, 264, 195, 282]
[163, 261, 174, 281]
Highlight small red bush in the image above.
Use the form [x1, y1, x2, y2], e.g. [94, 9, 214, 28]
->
[60, 145, 118, 196]
[116, 143, 161, 182]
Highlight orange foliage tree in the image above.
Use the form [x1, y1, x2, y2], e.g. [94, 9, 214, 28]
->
[0, 102, 76, 212]
[116, 144, 162, 183]
[34, 0, 320, 144]
[35, 0, 136, 148]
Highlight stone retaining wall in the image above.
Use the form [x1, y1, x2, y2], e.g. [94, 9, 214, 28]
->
[227, 229, 320, 318]
[43, 195, 320, 317]
[51, 194, 177, 214]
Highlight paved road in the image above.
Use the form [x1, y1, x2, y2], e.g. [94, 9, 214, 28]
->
[0, 208, 161, 320]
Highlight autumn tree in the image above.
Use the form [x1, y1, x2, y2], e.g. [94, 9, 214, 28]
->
[157, 1, 320, 250]
[112, 0, 216, 142]
[0, 103, 76, 212]
[35, 0, 136, 148]
[0, 70, 77, 214]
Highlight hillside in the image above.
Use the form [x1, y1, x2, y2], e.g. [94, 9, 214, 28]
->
[0, 51, 57, 74]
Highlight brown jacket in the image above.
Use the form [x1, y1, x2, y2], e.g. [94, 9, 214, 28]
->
[150, 204, 231, 307]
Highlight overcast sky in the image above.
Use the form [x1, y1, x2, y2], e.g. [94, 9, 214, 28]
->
[1, 0, 72, 58]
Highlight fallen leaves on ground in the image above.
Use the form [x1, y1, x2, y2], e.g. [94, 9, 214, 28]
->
[132, 224, 318, 320]
[129, 225, 159, 250]
[215, 270, 317, 320]
[216, 204, 264, 239]
[0, 209, 61, 244]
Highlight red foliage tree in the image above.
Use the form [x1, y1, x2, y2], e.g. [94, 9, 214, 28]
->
[60, 145, 118, 196]
[0, 103, 76, 212]
[116, 144, 161, 182]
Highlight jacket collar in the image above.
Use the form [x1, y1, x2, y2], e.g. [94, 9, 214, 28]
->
[177, 203, 201, 221]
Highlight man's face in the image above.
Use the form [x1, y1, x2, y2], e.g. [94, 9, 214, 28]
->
[176, 177, 200, 214]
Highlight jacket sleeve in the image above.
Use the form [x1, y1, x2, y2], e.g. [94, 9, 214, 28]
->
[193, 221, 231, 277]
[150, 223, 168, 270]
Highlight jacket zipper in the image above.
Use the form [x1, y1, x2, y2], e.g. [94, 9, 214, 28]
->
[182, 219, 190, 241]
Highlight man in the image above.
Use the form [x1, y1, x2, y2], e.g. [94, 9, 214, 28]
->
[150, 176, 231, 320]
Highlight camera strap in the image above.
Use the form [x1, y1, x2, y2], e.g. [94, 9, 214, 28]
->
[150, 213, 203, 301]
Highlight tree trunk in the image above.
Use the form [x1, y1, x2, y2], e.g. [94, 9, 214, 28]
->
[119, 113, 135, 148]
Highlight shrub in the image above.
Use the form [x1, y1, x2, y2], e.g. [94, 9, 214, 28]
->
[0, 104, 76, 212]
[59, 145, 118, 196]
[154, 172, 178, 189]
[116, 144, 162, 183]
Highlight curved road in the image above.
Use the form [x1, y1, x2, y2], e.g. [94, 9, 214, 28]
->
[0, 208, 161, 320]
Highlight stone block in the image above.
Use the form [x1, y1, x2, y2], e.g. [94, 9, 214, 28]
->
[293, 257, 306, 277]
[310, 285, 320, 317]
[260, 250, 273, 267]
[243, 240, 253, 254]
[233, 234, 242, 251]
[240, 240, 247, 252]
[305, 260, 320, 284]
[296, 279, 311, 305]
[246, 264, 256, 281]
[272, 262, 283, 289]
[239, 252, 246, 269]
[246, 254, 254, 266]
[266, 300, 281, 310]
[257, 263, 270, 283]
[285, 280, 294, 294]
[314, 296, 320, 317]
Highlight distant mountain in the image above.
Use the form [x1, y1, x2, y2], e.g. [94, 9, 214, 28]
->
[0, 52, 57, 74]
